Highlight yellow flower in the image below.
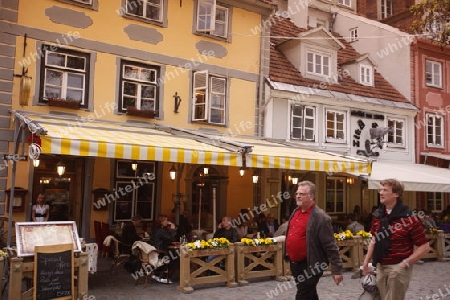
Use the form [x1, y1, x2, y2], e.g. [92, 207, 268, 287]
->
[240, 237, 275, 246]
[186, 238, 231, 250]
[0, 249, 8, 261]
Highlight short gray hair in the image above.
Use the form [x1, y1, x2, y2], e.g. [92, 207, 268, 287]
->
[298, 180, 316, 197]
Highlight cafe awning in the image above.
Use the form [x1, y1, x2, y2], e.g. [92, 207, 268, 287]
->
[219, 136, 371, 174]
[18, 112, 242, 167]
[368, 160, 450, 192]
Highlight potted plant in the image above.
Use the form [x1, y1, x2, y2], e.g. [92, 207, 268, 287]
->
[47, 97, 81, 109]
[126, 106, 155, 118]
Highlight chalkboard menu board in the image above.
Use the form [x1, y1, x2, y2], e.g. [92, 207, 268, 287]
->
[34, 244, 74, 300]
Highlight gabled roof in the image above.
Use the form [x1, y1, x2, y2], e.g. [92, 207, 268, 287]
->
[269, 17, 410, 104]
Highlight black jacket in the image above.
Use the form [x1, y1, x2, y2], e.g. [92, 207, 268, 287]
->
[150, 226, 176, 252]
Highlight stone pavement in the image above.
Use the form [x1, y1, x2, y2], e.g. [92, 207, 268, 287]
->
[87, 258, 450, 300]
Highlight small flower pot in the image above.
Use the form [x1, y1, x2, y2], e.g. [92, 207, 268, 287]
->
[126, 106, 155, 118]
[47, 98, 81, 109]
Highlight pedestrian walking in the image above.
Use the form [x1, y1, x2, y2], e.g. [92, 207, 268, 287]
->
[285, 180, 343, 300]
[363, 178, 430, 300]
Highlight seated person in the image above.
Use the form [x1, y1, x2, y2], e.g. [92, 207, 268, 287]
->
[177, 210, 193, 240]
[213, 216, 238, 243]
[149, 214, 177, 283]
[346, 214, 365, 234]
[273, 214, 290, 237]
[258, 213, 279, 238]
[121, 215, 143, 254]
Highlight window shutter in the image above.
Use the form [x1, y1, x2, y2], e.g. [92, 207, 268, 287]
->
[192, 71, 208, 121]
[197, 0, 216, 32]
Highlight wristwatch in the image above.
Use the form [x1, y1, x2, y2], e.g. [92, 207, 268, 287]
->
[402, 259, 410, 269]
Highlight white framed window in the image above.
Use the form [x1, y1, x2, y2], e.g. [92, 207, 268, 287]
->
[114, 161, 156, 222]
[291, 105, 316, 141]
[426, 60, 442, 88]
[339, 0, 351, 7]
[57, 0, 98, 9]
[40, 46, 90, 107]
[326, 177, 346, 214]
[360, 64, 373, 86]
[307, 52, 330, 77]
[349, 28, 358, 42]
[426, 113, 444, 147]
[427, 192, 443, 213]
[196, 0, 229, 38]
[119, 61, 159, 114]
[192, 70, 227, 125]
[387, 118, 405, 147]
[326, 109, 346, 142]
[380, 0, 393, 19]
[125, 0, 163, 22]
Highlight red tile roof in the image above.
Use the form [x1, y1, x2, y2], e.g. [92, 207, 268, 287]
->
[269, 17, 409, 103]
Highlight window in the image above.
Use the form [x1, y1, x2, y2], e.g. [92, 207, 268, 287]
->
[380, 0, 393, 19]
[118, 61, 159, 114]
[387, 118, 404, 147]
[349, 28, 358, 42]
[427, 192, 443, 212]
[73, 0, 92, 4]
[192, 70, 227, 125]
[125, 0, 163, 22]
[360, 64, 373, 86]
[426, 60, 442, 88]
[114, 161, 156, 222]
[56, 0, 98, 10]
[196, 0, 229, 38]
[426, 113, 444, 147]
[339, 0, 351, 7]
[326, 109, 346, 142]
[326, 177, 345, 214]
[39, 46, 90, 108]
[307, 52, 330, 77]
[291, 105, 315, 141]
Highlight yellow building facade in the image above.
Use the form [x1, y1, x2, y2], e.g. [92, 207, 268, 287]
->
[0, 0, 274, 240]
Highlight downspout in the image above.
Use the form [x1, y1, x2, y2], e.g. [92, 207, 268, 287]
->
[257, 14, 271, 138]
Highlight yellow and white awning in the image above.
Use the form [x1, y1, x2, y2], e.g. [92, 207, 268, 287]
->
[24, 114, 242, 167]
[229, 137, 371, 174]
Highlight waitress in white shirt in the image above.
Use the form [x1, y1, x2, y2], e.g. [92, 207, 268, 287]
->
[32, 193, 49, 222]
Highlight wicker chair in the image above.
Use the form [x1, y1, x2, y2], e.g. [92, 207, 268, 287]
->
[105, 235, 131, 275]
[132, 241, 169, 285]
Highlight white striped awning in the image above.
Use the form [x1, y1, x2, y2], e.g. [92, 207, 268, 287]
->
[24, 114, 242, 167]
[228, 137, 371, 174]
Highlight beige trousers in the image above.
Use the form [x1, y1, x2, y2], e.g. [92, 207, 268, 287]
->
[376, 263, 413, 300]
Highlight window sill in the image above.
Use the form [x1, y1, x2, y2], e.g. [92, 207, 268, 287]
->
[126, 107, 156, 118]
[194, 32, 230, 43]
[121, 14, 166, 28]
[55, 0, 99, 11]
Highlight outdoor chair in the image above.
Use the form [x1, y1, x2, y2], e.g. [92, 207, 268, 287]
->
[104, 235, 131, 275]
[132, 241, 170, 285]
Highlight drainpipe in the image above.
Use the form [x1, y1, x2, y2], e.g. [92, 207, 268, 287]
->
[257, 15, 271, 138]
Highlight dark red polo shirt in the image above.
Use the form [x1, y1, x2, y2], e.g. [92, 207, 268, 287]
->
[370, 211, 428, 265]
[286, 204, 314, 262]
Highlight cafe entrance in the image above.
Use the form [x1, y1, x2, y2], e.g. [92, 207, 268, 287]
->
[32, 155, 83, 226]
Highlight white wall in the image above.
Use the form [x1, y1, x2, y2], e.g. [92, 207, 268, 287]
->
[333, 11, 412, 101]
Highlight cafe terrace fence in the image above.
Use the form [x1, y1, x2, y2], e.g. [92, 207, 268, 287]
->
[7, 252, 89, 299]
[179, 232, 450, 293]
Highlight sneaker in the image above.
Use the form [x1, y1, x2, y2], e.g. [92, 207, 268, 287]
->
[159, 278, 173, 284]
[151, 274, 161, 282]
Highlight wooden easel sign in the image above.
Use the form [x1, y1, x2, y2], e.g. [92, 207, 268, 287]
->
[34, 244, 74, 300]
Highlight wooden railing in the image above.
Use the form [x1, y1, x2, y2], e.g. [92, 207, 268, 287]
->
[444, 233, 450, 258]
[178, 245, 237, 294]
[7, 252, 89, 299]
[234, 242, 285, 285]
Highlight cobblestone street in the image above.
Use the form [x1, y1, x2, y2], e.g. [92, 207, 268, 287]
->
[87, 259, 450, 300]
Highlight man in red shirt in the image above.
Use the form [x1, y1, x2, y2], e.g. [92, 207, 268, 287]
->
[363, 179, 430, 300]
[285, 181, 343, 300]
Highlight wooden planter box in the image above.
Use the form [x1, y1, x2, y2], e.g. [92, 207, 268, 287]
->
[126, 106, 155, 118]
[234, 242, 284, 285]
[333, 237, 361, 271]
[178, 245, 236, 294]
[47, 98, 81, 109]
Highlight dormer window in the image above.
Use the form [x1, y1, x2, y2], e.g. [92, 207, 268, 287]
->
[307, 52, 330, 77]
[360, 64, 373, 86]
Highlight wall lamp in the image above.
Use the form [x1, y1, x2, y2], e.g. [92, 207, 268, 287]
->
[292, 176, 299, 185]
[169, 164, 177, 181]
[131, 161, 138, 171]
[203, 166, 209, 176]
[33, 159, 40, 168]
[56, 161, 65, 176]
[239, 167, 245, 177]
[347, 177, 355, 185]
